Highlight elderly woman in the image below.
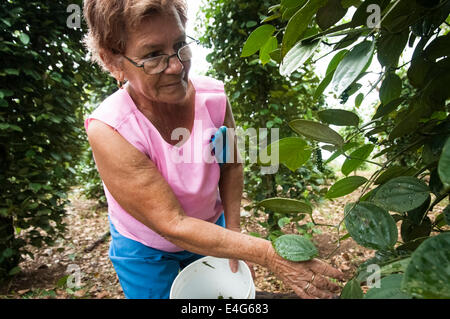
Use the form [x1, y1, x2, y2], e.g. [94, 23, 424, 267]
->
[82, 0, 343, 299]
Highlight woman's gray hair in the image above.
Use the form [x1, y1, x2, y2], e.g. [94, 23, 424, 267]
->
[83, 0, 188, 72]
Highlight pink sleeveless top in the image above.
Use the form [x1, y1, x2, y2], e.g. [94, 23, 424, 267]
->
[84, 75, 227, 252]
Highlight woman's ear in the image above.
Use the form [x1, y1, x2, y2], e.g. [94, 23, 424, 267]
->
[99, 49, 125, 83]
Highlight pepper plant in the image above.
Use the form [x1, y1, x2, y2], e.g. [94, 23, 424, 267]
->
[240, 0, 449, 299]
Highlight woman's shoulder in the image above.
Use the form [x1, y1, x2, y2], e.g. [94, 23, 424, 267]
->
[88, 88, 135, 127]
[190, 75, 225, 94]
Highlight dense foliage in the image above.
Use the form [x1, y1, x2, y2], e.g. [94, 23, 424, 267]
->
[198, 0, 336, 240]
[0, 0, 112, 283]
[238, 0, 449, 298]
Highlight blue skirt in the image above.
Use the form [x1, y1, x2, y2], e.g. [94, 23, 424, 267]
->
[108, 213, 226, 299]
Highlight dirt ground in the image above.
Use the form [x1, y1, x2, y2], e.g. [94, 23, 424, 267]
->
[1, 173, 445, 299]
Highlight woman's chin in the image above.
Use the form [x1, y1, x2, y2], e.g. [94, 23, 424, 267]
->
[159, 82, 189, 103]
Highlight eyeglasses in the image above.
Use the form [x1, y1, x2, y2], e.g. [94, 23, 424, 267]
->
[123, 36, 199, 75]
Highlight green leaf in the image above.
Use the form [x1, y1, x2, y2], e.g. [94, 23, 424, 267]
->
[331, 40, 375, 97]
[281, 0, 328, 57]
[19, 32, 30, 45]
[402, 233, 450, 299]
[407, 57, 433, 88]
[355, 93, 364, 108]
[406, 195, 431, 225]
[325, 176, 367, 199]
[260, 137, 312, 171]
[341, 0, 362, 8]
[313, 50, 348, 99]
[341, 144, 375, 176]
[379, 73, 402, 105]
[8, 266, 21, 276]
[424, 33, 450, 61]
[429, 169, 443, 196]
[316, 0, 347, 30]
[29, 183, 42, 192]
[344, 202, 398, 250]
[401, 217, 431, 244]
[372, 97, 405, 120]
[318, 109, 359, 127]
[377, 30, 409, 68]
[340, 279, 363, 299]
[372, 176, 431, 213]
[356, 254, 411, 283]
[374, 166, 415, 185]
[273, 234, 318, 262]
[438, 137, 450, 188]
[324, 142, 359, 164]
[278, 217, 291, 228]
[326, 50, 349, 75]
[364, 274, 411, 299]
[313, 70, 334, 99]
[4, 68, 20, 76]
[241, 25, 276, 57]
[443, 205, 450, 225]
[280, 38, 321, 76]
[260, 36, 278, 65]
[257, 197, 312, 215]
[281, 0, 307, 8]
[389, 100, 427, 141]
[289, 119, 344, 146]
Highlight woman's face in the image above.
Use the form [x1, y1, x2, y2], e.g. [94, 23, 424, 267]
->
[121, 7, 191, 105]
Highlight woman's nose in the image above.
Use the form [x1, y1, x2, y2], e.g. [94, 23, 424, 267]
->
[164, 54, 184, 74]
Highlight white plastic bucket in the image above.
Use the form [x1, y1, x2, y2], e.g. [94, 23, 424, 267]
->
[170, 256, 255, 299]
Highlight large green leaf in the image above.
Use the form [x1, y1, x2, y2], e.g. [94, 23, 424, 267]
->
[402, 233, 450, 299]
[389, 100, 429, 141]
[400, 217, 431, 244]
[316, 0, 347, 30]
[260, 137, 312, 171]
[318, 109, 359, 127]
[356, 254, 411, 284]
[341, 144, 375, 176]
[260, 36, 278, 65]
[241, 25, 276, 57]
[257, 197, 313, 215]
[344, 202, 398, 250]
[340, 279, 363, 299]
[331, 40, 375, 97]
[281, 0, 328, 57]
[289, 119, 344, 146]
[374, 166, 415, 185]
[281, 0, 307, 8]
[438, 137, 450, 188]
[406, 195, 431, 225]
[326, 50, 349, 75]
[377, 29, 409, 68]
[273, 234, 318, 262]
[314, 50, 348, 99]
[280, 38, 321, 76]
[379, 73, 402, 105]
[364, 274, 411, 299]
[424, 33, 450, 61]
[325, 176, 367, 199]
[313, 71, 334, 99]
[372, 176, 430, 213]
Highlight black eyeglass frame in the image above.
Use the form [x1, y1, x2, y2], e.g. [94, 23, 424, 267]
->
[122, 35, 200, 75]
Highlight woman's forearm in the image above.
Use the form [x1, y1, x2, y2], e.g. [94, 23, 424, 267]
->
[163, 214, 272, 267]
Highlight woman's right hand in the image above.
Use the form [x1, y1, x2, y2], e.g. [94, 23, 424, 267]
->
[265, 244, 345, 299]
